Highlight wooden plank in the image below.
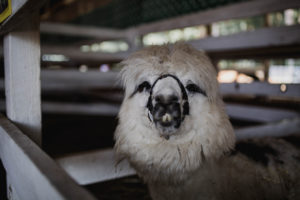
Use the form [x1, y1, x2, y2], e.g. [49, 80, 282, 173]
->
[56, 149, 136, 185]
[189, 24, 300, 51]
[133, 0, 300, 35]
[40, 22, 125, 40]
[56, 119, 300, 185]
[0, 72, 298, 98]
[41, 70, 121, 91]
[220, 82, 300, 98]
[39, 25, 300, 62]
[1, 72, 299, 99]
[7, 175, 21, 200]
[226, 103, 300, 123]
[0, 100, 120, 116]
[0, 101, 298, 122]
[208, 45, 300, 60]
[3, 13, 42, 145]
[235, 117, 300, 141]
[42, 102, 120, 116]
[0, 0, 47, 35]
[42, 46, 129, 63]
[0, 70, 122, 91]
[0, 115, 96, 200]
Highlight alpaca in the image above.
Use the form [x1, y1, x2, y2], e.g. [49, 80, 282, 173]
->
[114, 44, 300, 200]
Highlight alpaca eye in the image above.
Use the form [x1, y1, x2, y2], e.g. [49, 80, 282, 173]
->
[186, 83, 206, 96]
[138, 81, 151, 93]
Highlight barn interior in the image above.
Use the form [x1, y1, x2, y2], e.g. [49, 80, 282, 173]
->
[0, 0, 300, 199]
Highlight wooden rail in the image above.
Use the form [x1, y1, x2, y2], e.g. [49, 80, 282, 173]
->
[220, 82, 300, 98]
[56, 149, 136, 185]
[4, 13, 42, 145]
[39, 24, 300, 62]
[42, 46, 129, 63]
[37, 0, 300, 62]
[55, 118, 300, 186]
[226, 103, 300, 123]
[0, 115, 96, 200]
[0, 70, 299, 97]
[41, 22, 125, 40]
[131, 0, 300, 35]
[189, 24, 300, 52]
[235, 117, 300, 140]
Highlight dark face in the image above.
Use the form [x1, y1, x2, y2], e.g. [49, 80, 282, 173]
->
[131, 73, 206, 140]
[151, 92, 182, 137]
[145, 74, 190, 139]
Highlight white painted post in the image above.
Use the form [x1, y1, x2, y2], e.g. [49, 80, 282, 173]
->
[3, 12, 41, 146]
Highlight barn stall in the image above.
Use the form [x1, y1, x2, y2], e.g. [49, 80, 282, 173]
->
[0, 0, 300, 199]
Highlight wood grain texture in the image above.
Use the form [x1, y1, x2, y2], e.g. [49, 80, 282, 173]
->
[189, 24, 300, 51]
[3, 13, 42, 145]
[226, 103, 300, 123]
[40, 22, 125, 40]
[220, 82, 300, 98]
[235, 117, 300, 140]
[56, 149, 136, 185]
[132, 0, 300, 35]
[42, 45, 129, 63]
[39, 24, 300, 62]
[0, 115, 96, 200]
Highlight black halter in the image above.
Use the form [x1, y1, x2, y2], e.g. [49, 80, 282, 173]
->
[146, 74, 189, 122]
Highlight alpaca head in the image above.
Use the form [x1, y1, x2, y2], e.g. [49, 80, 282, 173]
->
[114, 44, 235, 183]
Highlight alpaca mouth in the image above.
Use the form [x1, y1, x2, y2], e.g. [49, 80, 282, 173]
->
[152, 102, 182, 139]
[146, 74, 189, 139]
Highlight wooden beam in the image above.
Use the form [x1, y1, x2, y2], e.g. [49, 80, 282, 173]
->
[0, 72, 298, 98]
[0, 115, 96, 199]
[226, 103, 300, 123]
[0, 72, 299, 99]
[189, 24, 300, 51]
[42, 102, 120, 116]
[39, 25, 300, 62]
[40, 22, 125, 40]
[1, 100, 298, 124]
[0, 100, 120, 116]
[0, 70, 122, 91]
[3, 13, 42, 145]
[42, 46, 129, 63]
[235, 117, 300, 141]
[56, 149, 136, 185]
[220, 82, 300, 98]
[208, 45, 300, 60]
[41, 70, 121, 91]
[133, 0, 300, 35]
[55, 118, 300, 185]
[0, 0, 47, 35]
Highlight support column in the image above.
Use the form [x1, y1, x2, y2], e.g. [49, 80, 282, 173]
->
[3, 12, 41, 146]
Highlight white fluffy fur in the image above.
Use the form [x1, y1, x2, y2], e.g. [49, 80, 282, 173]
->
[115, 44, 235, 181]
[114, 44, 300, 200]
[114, 44, 235, 197]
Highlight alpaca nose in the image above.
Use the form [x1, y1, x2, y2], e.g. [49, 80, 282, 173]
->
[152, 94, 181, 127]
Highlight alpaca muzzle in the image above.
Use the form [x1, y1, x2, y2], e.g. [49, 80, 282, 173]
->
[146, 74, 189, 139]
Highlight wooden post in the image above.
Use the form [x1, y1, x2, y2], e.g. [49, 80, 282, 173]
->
[3, 12, 41, 146]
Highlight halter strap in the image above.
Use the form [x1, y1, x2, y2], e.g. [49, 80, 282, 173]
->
[146, 74, 189, 122]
